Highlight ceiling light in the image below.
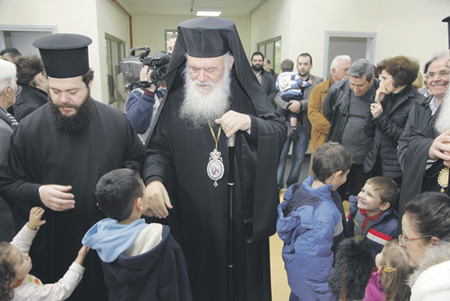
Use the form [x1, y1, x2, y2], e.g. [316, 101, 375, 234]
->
[196, 8, 222, 17]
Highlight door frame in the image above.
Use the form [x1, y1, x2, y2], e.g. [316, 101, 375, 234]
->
[323, 31, 376, 78]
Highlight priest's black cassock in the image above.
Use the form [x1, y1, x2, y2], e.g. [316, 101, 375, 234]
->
[143, 18, 285, 300]
[0, 101, 144, 300]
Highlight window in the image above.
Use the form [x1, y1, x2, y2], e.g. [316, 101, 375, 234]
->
[257, 36, 282, 75]
[165, 30, 177, 53]
[105, 34, 127, 112]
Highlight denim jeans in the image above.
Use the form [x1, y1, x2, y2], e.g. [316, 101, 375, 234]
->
[277, 122, 309, 189]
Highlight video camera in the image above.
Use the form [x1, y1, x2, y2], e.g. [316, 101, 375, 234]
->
[119, 46, 171, 90]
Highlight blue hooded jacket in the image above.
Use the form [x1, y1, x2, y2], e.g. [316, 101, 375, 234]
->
[82, 218, 148, 263]
[82, 218, 192, 300]
[277, 176, 345, 301]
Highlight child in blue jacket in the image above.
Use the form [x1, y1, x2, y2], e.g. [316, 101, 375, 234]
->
[277, 142, 352, 301]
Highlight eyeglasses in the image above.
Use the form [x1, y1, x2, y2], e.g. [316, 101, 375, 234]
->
[426, 69, 450, 79]
[398, 233, 432, 246]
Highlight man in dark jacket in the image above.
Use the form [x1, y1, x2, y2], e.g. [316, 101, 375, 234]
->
[275, 53, 323, 189]
[323, 58, 379, 200]
[251, 51, 277, 108]
[397, 54, 450, 216]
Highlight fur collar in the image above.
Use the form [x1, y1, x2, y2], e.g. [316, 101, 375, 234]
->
[409, 241, 450, 287]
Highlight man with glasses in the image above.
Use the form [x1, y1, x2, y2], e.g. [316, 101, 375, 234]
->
[398, 54, 450, 217]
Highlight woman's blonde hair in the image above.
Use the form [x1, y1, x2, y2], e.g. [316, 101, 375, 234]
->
[379, 240, 413, 301]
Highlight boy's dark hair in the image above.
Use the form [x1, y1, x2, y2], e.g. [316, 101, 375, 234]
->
[95, 168, 143, 221]
[0, 242, 15, 301]
[365, 176, 399, 207]
[312, 142, 352, 183]
[280, 59, 294, 72]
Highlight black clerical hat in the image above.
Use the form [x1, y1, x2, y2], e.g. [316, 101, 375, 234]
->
[178, 17, 234, 58]
[33, 33, 92, 78]
[443, 16, 450, 50]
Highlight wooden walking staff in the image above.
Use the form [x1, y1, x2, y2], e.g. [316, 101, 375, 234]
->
[227, 134, 236, 301]
[443, 16, 450, 196]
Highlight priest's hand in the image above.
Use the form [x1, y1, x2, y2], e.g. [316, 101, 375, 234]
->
[429, 128, 450, 166]
[215, 110, 251, 137]
[145, 180, 172, 218]
[38, 185, 75, 211]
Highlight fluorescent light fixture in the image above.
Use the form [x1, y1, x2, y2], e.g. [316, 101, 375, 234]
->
[196, 8, 222, 17]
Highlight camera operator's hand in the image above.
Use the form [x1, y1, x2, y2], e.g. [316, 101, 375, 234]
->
[140, 65, 157, 92]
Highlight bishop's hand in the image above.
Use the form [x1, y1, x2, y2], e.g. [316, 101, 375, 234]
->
[145, 180, 172, 218]
[38, 184, 75, 211]
[215, 110, 251, 137]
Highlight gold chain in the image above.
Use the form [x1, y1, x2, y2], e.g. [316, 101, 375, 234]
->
[207, 120, 222, 150]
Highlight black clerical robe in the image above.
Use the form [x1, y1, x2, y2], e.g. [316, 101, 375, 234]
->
[0, 100, 144, 300]
[143, 80, 285, 301]
[398, 98, 445, 216]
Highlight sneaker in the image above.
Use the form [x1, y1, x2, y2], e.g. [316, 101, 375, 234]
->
[288, 128, 299, 141]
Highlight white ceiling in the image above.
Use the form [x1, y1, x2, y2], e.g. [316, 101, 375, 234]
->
[118, 0, 266, 17]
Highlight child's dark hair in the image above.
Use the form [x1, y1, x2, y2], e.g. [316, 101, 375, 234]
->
[280, 59, 294, 72]
[95, 168, 143, 221]
[0, 242, 15, 301]
[328, 238, 374, 300]
[379, 239, 412, 301]
[365, 176, 400, 207]
[312, 142, 352, 182]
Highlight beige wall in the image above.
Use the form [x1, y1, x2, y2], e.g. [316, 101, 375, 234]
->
[0, 0, 130, 102]
[250, 0, 450, 78]
[96, 0, 130, 101]
[2, 0, 450, 100]
[132, 15, 249, 56]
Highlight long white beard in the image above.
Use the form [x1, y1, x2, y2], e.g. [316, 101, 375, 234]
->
[179, 63, 231, 129]
[435, 88, 450, 134]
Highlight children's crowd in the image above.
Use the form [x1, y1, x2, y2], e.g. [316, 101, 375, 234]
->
[277, 142, 450, 301]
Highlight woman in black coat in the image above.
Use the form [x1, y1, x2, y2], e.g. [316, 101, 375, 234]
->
[363, 56, 425, 188]
[13, 55, 49, 122]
